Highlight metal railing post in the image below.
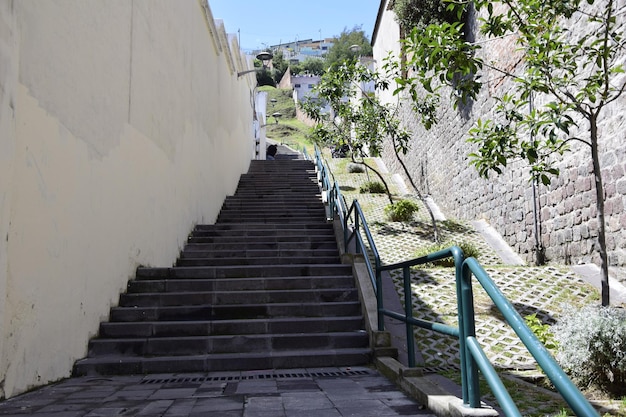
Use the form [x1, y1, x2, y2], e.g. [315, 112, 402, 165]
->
[376, 267, 385, 331]
[403, 266, 416, 368]
[460, 260, 481, 408]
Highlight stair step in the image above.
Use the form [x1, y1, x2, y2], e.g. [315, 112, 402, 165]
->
[186, 235, 336, 245]
[74, 158, 371, 377]
[189, 227, 334, 238]
[193, 222, 332, 231]
[178, 249, 339, 259]
[119, 288, 359, 307]
[182, 241, 339, 251]
[87, 332, 369, 356]
[175, 256, 341, 266]
[73, 348, 372, 376]
[217, 217, 327, 224]
[218, 208, 326, 215]
[135, 264, 353, 279]
[109, 301, 363, 322]
[127, 275, 355, 293]
[99, 316, 365, 338]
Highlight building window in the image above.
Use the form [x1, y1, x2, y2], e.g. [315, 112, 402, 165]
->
[308, 84, 314, 89]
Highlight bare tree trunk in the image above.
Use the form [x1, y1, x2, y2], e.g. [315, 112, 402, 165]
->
[590, 115, 610, 306]
[350, 154, 395, 205]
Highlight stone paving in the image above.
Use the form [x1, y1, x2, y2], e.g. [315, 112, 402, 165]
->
[0, 368, 435, 417]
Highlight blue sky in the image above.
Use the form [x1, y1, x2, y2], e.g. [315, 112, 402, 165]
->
[208, 0, 382, 52]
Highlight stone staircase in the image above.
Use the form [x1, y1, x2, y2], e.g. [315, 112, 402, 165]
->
[73, 159, 371, 376]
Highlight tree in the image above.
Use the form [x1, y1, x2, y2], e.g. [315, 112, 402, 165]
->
[392, 0, 460, 33]
[291, 57, 326, 76]
[324, 27, 373, 69]
[269, 49, 289, 85]
[390, 0, 625, 305]
[300, 61, 441, 241]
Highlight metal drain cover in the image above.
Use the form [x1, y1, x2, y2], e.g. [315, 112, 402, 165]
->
[141, 369, 373, 385]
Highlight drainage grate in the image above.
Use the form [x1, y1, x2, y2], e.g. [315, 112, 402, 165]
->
[141, 369, 372, 385]
[420, 365, 459, 374]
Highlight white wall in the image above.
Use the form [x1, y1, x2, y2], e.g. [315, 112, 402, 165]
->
[0, 0, 258, 398]
[371, 0, 401, 106]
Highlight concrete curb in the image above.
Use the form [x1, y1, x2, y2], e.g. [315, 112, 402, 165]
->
[376, 357, 499, 417]
[338, 227, 500, 417]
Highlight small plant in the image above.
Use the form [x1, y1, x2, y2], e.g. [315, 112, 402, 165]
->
[524, 313, 558, 350]
[413, 241, 481, 267]
[384, 199, 420, 222]
[346, 162, 365, 173]
[360, 181, 386, 194]
[553, 305, 626, 396]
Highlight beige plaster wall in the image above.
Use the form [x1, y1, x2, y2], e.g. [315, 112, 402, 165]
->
[371, 0, 401, 107]
[0, 0, 256, 398]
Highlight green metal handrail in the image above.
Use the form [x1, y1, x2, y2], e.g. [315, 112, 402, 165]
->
[313, 146, 599, 416]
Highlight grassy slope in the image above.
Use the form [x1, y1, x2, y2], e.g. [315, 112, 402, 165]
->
[258, 86, 315, 155]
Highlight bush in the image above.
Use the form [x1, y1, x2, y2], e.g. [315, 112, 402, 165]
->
[413, 241, 481, 266]
[524, 313, 558, 350]
[384, 200, 420, 222]
[552, 305, 626, 396]
[347, 163, 365, 173]
[360, 181, 386, 194]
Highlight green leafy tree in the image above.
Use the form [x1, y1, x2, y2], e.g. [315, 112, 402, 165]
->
[300, 61, 441, 241]
[324, 27, 373, 69]
[269, 49, 289, 85]
[393, 0, 459, 33]
[291, 57, 326, 76]
[390, 0, 626, 305]
[300, 57, 326, 75]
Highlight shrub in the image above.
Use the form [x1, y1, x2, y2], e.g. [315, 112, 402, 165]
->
[552, 305, 626, 396]
[524, 313, 558, 350]
[413, 241, 481, 266]
[384, 199, 420, 222]
[360, 181, 386, 194]
[393, 0, 463, 32]
[347, 163, 365, 173]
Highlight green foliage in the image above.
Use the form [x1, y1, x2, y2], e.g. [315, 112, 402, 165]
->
[384, 199, 420, 222]
[360, 181, 386, 194]
[256, 67, 275, 87]
[269, 49, 289, 85]
[413, 241, 481, 266]
[391, 0, 626, 185]
[391, 0, 624, 304]
[553, 305, 626, 396]
[300, 61, 408, 161]
[393, 0, 465, 32]
[524, 313, 558, 350]
[466, 0, 625, 185]
[324, 27, 372, 69]
[384, 18, 481, 125]
[346, 163, 365, 173]
[291, 57, 325, 76]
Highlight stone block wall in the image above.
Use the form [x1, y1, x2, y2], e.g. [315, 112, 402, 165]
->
[374, 1, 626, 283]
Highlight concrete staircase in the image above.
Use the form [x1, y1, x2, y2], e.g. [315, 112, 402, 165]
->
[73, 159, 371, 376]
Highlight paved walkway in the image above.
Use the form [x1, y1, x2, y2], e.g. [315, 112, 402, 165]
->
[0, 367, 435, 417]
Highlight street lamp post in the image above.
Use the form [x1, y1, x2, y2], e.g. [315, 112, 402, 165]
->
[237, 52, 273, 77]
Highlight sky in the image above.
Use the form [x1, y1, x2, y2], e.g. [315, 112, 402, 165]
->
[208, 0, 382, 52]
